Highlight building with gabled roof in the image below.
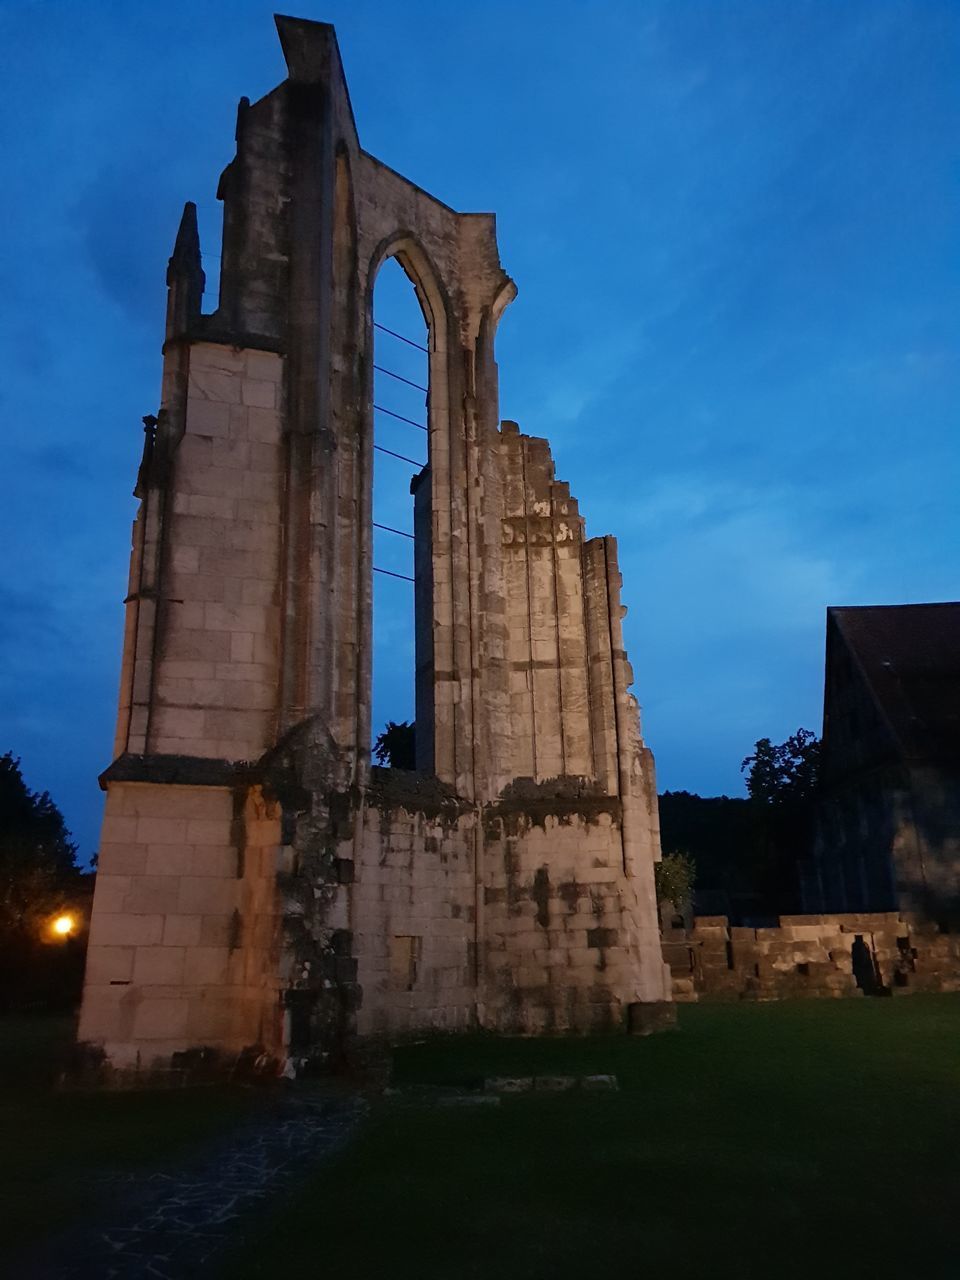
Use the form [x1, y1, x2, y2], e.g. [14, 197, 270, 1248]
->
[807, 603, 960, 921]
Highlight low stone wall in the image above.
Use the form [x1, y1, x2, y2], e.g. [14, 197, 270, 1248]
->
[80, 765, 674, 1080]
[662, 913, 960, 1002]
[352, 774, 672, 1039]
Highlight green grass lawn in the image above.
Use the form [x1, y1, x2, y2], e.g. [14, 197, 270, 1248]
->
[224, 997, 960, 1280]
[0, 1014, 257, 1259]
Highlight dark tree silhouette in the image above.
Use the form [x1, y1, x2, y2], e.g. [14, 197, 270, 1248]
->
[741, 729, 821, 808]
[658, 730, 822, 922]
[740, 728, 821, 914]
[657, 791, 754, 913]
[373, 721, 416, 770]
[0, 753, 79, 938]
[0, 753, 85, 1010]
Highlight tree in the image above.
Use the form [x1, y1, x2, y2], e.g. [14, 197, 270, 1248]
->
[373, 721, 416, 770]
[658, 790, 754, 906]
[740, 729, 821, 913]
[741, 729, 821, 808]
[0, 752, 79, 939]
[0, 753, 84, 1011]
[654, 851, 696, 911]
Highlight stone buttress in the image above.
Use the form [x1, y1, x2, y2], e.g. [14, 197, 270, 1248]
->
[77, 16, 672, 1078]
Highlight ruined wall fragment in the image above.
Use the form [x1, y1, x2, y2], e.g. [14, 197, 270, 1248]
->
[78, 16, 671, 1081]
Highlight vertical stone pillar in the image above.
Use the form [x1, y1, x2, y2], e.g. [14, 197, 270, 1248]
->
[412, 465, 435, 773]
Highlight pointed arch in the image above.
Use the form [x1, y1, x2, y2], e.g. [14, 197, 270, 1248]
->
[367, 231, 452, 354]
[364, 233, 456, 779]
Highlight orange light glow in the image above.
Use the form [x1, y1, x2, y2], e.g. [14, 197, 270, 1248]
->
[51, 914, 75, 937]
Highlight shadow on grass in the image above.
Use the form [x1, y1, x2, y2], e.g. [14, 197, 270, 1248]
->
[221, 997, 960, 1280]
[0, 1014, 258, 1259]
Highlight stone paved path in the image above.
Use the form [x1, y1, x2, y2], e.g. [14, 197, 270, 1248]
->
[19, 1090, 366, 1279]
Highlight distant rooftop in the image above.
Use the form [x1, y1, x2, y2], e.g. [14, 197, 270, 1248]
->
[830, 603, 960, 763]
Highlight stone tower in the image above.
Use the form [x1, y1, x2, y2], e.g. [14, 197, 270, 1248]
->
[78, 16, 672, 1078]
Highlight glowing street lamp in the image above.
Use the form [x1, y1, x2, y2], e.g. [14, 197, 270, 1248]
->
[51, 913, 75, 938]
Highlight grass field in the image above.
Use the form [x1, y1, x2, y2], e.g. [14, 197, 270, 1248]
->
[224, 997, 960, 1280]
[0, 1015, 256, 1258]
[4, 1000, 959, 1276]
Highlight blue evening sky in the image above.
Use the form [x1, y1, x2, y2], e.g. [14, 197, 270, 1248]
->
[1, 1, 957, 861]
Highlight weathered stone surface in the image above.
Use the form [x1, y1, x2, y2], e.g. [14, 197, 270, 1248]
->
[582, 1074, 619, 1091]
[77, 16, 671, 1080]
[485, 1077, 535, 1094]
[665, 912, 960, 1002]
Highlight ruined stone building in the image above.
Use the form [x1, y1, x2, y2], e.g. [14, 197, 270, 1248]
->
[77, 16, 672, 1077]
[662, 603, 960, 1005]
[806, 603, 960, 921]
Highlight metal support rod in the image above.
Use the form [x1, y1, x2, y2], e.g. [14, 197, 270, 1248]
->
[374, 404, 427, 432]
[374, 321, 428, 352]
[374, 521, 414, 540]
[373, 566, 415, 582]
[374, 364, 428, 394]
[373, 443, 425, 468]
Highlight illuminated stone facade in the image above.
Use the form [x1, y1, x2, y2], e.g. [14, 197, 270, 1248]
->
[78, 17, 671, 1078]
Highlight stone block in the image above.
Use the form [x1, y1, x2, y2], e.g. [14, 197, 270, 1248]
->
[123, 876, 181, 916]
[147, 708, 207, 747]
[100, 815, 139, 844]
[92, 875, 130, 914]
[783, 924, 824, 942]
[200, 915, 231, 947]
[171, 546, 202, 575]
[77, 988, 130, 1041]
[185, 993, 240, 1041]
[582, 1074, 619, 1090]
[204, 603, 268, 636]
[729, 926, 756, 943]
[132, 997, 190, 1041]
[244, 351, 283, 382]
[484, 1077, 534, 1093]
[84, 946, 135, 985]
[246, 408, 281, 443]
[183, 947, 230, 986]
[89, 912, 164, 948]
[178, 877, 240, 915]
[162, 914, 203, 947]
[144, 845, 197, 878]
[186, 396, 231, 437]
[194, 343, 245, 374]
[185, 818, 234, 847]
[586, 926, 618, 949]
[189, 367, 242, 405]
[133, 946, 186, 986]
[162, 629, 232, 665]
[98, 843, 148, 877]
[241, 379, 276, 409]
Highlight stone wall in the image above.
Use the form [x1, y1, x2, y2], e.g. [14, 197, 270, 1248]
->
[154, 343, 284, 760]
[663, 913, 960, 1002]
[77, 17, 672, 1081]
[79, 781, 283, 1072]
[306, 771, 671, 1043]
[351, 780, 477, 1037]
[115, 341, 285, 764]
[482, 787, 668, 1032]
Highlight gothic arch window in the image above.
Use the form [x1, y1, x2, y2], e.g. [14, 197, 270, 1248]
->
[369, 245, 439, 774]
